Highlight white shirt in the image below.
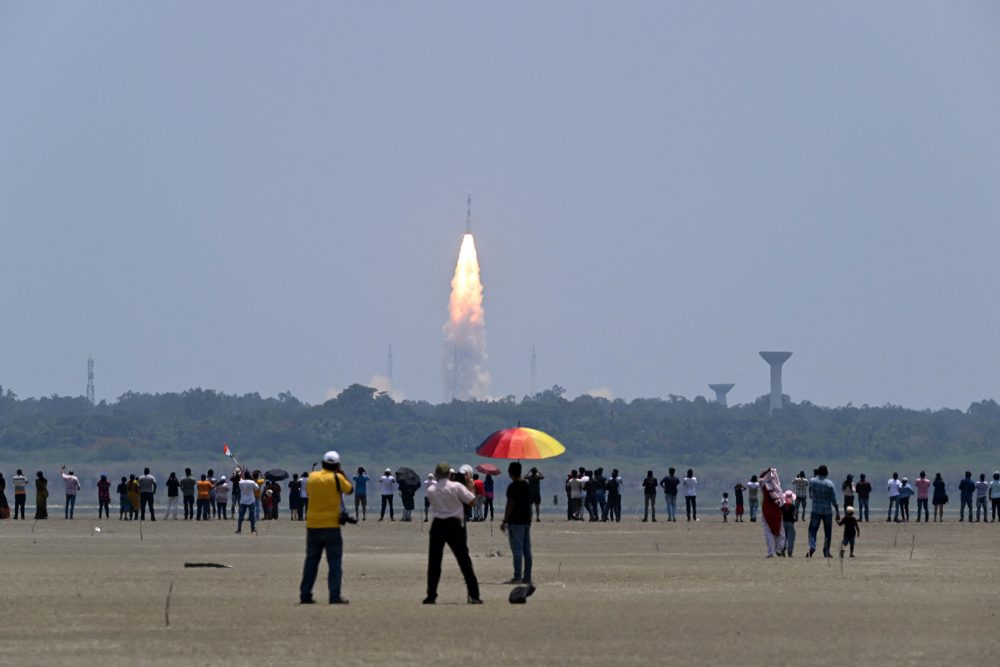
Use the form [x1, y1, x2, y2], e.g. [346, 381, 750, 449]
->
[567, 479, 583, 499]
[683, 477, 698, 496]
[426, 478, 474, 520]
[238, 479, 258, 505]
[379, 475, 396, 495]
[887, 479, 901, 497]
[61, 472, 80, 495]
[215, 482, 230, 503]
[12, 474, 28, 493]
[746, 481, 760, 500]
[300, 476, 308, 498]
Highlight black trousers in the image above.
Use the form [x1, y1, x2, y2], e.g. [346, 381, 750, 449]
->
[685, 496, 697, 520]
[608, 495, 621, 522]
[140, 492, 155, 520]
[183, 496, 195, 519]
[380, 494, 394, 519]
[427, 518, 479, 600]
[98, 499, 110, 518]
[14, 494, 26, 519]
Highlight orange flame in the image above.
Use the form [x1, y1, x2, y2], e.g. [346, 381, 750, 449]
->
[444, 233, 490, 400]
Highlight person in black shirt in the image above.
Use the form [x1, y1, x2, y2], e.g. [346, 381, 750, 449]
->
[583, 471, 598, 521]
[660, 468, 680, 522]
[165, 472, 180, 520]
[642, 471, 658, 522]
[526, 468, 544, 521]
[502, 462, 533, 585]
[734, 482, 746, 523]
[607, 469, 622, 522]
[836, 507, 861, 558]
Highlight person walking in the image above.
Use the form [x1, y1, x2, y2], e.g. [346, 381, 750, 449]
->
[746, 475, 761, 522]
[958, 472, 976, 522]
[683, 469, 699, 521]
[641, 471, 657, 522]
[298, 450, 352, 605]
[782, 490, 798, 556]
[660, 468, 679, 522]
[378, 469, 396, 521]
[807, 465, 840, 558]
[759, 467, 787, 557]
[423, 461, 481, 604]
[855, 474, 872, 522]
[165, 472, 180, 520]
[34, 471, 49, 520]
[236, 471, 258, 534]
[886, 472, 901, 522]
[606, 469, 622, 523]
[837, 507, 861, 558]
[792, 472, 809, 521]
[12, 469, 28, 520]
[914, 472, 931, 522]
[502, 461, 533, 585]
[60, 466, 80, 519]
[975, 473, 990, 522]
[931, 473, 947, 522]
[352, 467, 369, 521]
[527, 467, 545, 522]
[180, 468, 196, 520]
[138, 468, 157, 521]
[96, 474, 111, 519]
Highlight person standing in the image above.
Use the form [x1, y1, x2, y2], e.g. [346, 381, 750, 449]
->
[606, 469, 622, 523]
[127, 475, 140, 520]
[781, 490, 798, 556]
[759, 467, 787, 557]
[567, 471, 584, 521]
[423, 461, 481, 604]
[196, 475, 213, 521]
[138, 468, 157, 521]
[989, 472, 1000, 522]
[855, 474, 872, 522]
[527, 467, 545, 522]
[378, 469, 396, 521]
[931, 473, 947, 522]
[807, 465, 840, 558]
[841, 475, 856, 515]
[34, 471, 49, 520]
[300, 472, 309, 519]
[792, 472, 809, 521]
[60, 466, 80, 519]
[958, 472, 976, 522]
[483, 473, 495, 521]
[641, 471, 657, 522]
[683, 469, 699, 521]
[502, 461, 533, 585]
[180, 468, 196, 520]
[12, 469, 28, 520]
[299, 450, 352, 604]
[837, 507, 861, 558]
[165, 472, 180, 520]
[914, 472, 931, 523]
[117, 477, 129, 520]
[660, 468, 680, 522]
[472, 474, 485, 522]
[215, 476, 230, 519]
[975, 473, 990, 522]
[898, 478, 913, 522]
[886, 472, 901, 522]
[236, 471, 258, 534]
[96, 474, 111, 519]
[746, 475, 761, 522]
[352, 467, 369, 521]
[288, 473, 303, 521]
[0, 473, 7, 520]
[734, 482, 746, 522]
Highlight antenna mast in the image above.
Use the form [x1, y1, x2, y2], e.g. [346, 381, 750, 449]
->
[530, 345, 537, 396]
[386, 344, 394, 400]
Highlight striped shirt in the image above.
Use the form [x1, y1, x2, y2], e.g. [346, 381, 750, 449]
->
[808, 477, 838, 515]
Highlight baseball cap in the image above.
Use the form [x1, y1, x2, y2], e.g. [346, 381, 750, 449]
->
[323, 450, 341, 464]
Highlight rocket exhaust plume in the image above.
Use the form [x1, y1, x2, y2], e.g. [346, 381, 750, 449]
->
[443, 224, 490, 401]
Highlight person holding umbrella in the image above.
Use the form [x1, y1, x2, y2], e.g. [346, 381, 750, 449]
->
[501, 461, 533, 585]
[299, 450, 352, 605]
[424, 461, 481, 605]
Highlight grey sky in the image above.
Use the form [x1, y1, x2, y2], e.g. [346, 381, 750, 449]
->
[1, 3, 998, 409]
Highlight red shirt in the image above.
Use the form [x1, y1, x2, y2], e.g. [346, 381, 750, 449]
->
[915, 478, 931, 499]
[473, 479, 485, 497]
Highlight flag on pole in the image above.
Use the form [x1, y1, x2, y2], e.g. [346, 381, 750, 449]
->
[224, 443, 233, 457]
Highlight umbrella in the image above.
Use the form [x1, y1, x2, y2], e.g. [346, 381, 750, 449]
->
[476, 427, 566, 460]
[264, 468, 289, 481]
[395, 467, 421, 490]
[475, 463, 501, 476]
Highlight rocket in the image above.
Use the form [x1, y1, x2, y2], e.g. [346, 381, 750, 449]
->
[465, 192, 472, 234]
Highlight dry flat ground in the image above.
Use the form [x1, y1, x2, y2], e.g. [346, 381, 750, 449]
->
[1, 513, 998, 665]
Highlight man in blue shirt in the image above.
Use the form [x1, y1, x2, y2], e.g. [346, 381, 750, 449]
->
[958, 471, 976, 522]
[352, 467, 369, 522]
[807, 465, 840, 559]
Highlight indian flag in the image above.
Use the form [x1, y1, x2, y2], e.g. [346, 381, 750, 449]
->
[223, 443, 233, 457]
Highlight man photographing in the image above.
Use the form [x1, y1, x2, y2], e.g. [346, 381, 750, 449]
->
[424, 461, 481, 604]
[299, 450, 352, 605]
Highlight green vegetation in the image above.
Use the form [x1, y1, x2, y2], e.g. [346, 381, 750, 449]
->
[2, 384, 999, 476]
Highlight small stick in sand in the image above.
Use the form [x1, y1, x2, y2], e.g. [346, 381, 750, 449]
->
[165, 579, 175, 627]
[909, 534, 916, 559]
[655, 542, 660, 552]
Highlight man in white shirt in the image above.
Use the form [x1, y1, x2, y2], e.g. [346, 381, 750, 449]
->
[138, 468, 157, 521]
[236, 472, 259, 534]
[424, 462, 480, 604]
[12, 469, 28, 520]
[60, 465, 81, 520]
[379, 469, 396, 522]
[682, 469, 699, 521]
[886, 472, 901, 522]
[566, 471, 584, 521]
[746, 475, 761, 522]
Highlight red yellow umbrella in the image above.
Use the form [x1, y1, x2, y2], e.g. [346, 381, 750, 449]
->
[475, 427, 566, 460]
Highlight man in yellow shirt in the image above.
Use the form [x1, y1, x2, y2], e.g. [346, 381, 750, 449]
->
[300, 450, 352, 605]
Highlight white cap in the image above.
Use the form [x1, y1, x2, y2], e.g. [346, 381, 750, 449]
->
[385, 468, 391, 474]
[323, 450, 341, 464]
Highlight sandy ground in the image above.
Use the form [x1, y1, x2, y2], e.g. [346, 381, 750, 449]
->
[1, 511, 998, 665]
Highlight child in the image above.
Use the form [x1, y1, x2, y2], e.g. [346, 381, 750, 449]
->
[733, 483, 746, 522]
[781, 490, 798, 556]
[836, 506, 861, 558]
[721, 492, 730, 522]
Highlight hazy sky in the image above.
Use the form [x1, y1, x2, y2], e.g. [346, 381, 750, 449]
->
[1, 3, 998, 409]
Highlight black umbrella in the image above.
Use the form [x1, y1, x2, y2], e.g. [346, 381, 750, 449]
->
[395, 467, 420, 490]
[264, 468, 289, 481]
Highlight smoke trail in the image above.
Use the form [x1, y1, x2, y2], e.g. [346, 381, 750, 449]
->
[443, 232, 490, 400]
